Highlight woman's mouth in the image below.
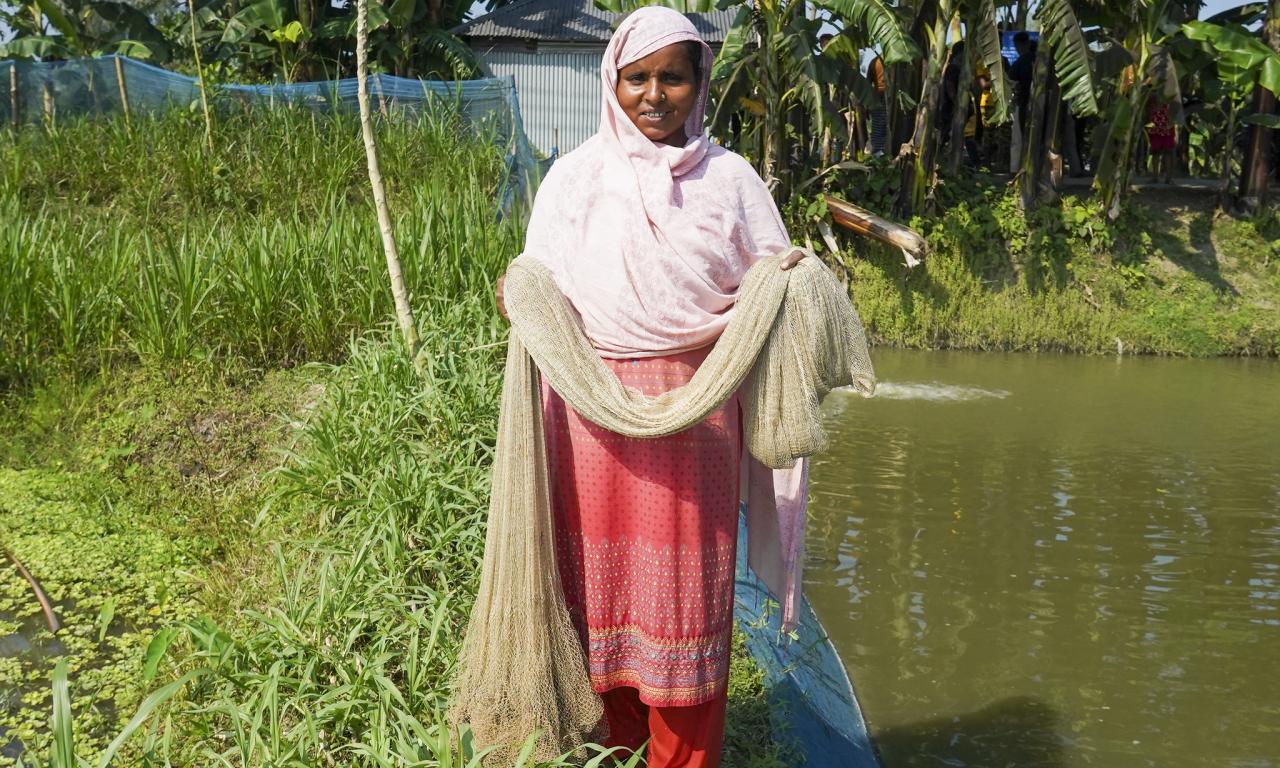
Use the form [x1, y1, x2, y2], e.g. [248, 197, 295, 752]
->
[639, 109, 674, 122]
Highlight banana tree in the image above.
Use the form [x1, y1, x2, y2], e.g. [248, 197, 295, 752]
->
[0, 0, 171, 60]
[1091, 0, 1188, 218]
[214, 0, 476, 80]
[1017, 0, 1099, 209]
[1184, 12, 1280, 206]
[945, 0, 1013, 174]
[710, 1, 831, 202]
[855, 0, 1011, 216]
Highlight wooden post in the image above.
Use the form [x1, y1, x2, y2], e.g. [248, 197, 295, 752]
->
[42, 80, 54, 130]
[115, 55, 132, 125]
[8, 64, 18, 131]
[376, 74, 390, 119]
[356, 0, 420, 368]
[190, 8, 214, 151]
[114, 56, 131, 127]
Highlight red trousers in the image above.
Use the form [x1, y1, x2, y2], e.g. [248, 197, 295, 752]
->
[601, 686, 728, 768]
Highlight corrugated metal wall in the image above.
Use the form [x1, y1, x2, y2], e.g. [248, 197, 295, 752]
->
[480, 47, 602, 155]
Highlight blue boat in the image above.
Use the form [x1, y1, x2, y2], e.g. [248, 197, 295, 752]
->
[733, 513, 881, 768]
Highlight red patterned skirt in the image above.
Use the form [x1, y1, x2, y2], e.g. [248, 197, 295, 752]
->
[542, 346, 741, 708]
[1147, 102, 1176, 152]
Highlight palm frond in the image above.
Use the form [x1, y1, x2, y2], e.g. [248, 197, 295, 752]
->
[1039, 0, 1100, 117]
[418, 28, 479, 79]
[964, 0, 1009, 124]
[711, 6, 752, 81]
[819, 32, 880, 110]
[1206, 1, 1266, 27]
[816, 0, 920, 64]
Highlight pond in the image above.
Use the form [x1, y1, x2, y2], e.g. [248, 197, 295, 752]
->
[808, 349, 1280, 768]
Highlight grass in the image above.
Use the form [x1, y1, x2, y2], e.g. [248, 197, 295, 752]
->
[0, 106, 516, 388]
[0, 109, 793, 767]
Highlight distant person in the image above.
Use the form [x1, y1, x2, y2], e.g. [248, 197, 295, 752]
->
[1146, 98, 1176, 184]
[964, 67, 992, 167]
[868, 54, 888, 156]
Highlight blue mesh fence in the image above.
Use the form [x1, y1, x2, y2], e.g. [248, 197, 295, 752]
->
[0, 55, 541, 211]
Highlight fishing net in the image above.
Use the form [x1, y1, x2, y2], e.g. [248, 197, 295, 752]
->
[448, 248, 875, 763]
[0, 55, 540, 211]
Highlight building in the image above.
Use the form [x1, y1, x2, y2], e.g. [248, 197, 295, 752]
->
[453, 0, 737, 155]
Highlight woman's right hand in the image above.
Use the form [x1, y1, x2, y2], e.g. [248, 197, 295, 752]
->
[496, 273, 509, 321]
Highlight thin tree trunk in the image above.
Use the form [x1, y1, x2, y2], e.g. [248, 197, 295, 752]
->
[1239, 86, 1274, 206]
[946, 42, 975, 174]
[1094, 61, 1148, 219]
[357, 0, 420, 364]
[898, 8, 951, 217]
[190, 2, 214, 151]
[1044, 73, 1064, 193]
[1219, 98, 1239, 205]
[1019, 48, 1051, 209]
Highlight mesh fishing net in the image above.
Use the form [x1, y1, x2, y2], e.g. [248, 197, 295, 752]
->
[448, 249, 875, 763]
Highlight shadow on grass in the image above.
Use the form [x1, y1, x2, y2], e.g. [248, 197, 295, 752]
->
[1143, 206, 1238, 296]
[871, 696, 1066, 768]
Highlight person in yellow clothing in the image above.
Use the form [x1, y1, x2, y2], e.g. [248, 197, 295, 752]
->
[960, 66, 993, 167]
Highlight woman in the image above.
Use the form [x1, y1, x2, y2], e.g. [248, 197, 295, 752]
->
[1146, 97, 1177, 184]
[497, 8, 806, 767]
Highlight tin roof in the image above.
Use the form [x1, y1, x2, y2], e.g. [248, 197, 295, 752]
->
[453, 0, 739, 44]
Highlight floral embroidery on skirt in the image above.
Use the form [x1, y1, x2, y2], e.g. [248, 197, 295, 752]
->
[543, 346, 741, 707]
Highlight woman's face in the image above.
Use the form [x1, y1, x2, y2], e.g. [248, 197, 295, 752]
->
[615, 43, 699, 146]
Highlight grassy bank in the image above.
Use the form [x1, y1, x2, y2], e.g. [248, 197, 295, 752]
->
[790, 163, 1280, 356]
[0, 110, 791, 767]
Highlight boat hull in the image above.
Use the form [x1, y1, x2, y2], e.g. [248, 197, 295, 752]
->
[733, 513, 881, 768]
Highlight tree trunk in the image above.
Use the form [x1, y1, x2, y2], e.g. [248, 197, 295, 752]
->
[897, 7, 951, 217]
[946, 41, 975, 175]
[1094, 62, 1148, 220]
[1219, 97, 1239, 206]
[888, 60, 917, 155]
[189, 4, 214, 151]
[1019, 47, 1051, 209]
[1239, 86, 1275, 206]
[1238, 0, 1280, 207]
[356, 0, 420, 365]
[1044, 72, 1064, 192]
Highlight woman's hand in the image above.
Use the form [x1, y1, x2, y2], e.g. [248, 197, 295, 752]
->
[780, 247, 808, 270]
[496, 273, 509, 321]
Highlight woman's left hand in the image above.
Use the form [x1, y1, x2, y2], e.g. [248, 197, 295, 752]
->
[780, 247, 808, 270]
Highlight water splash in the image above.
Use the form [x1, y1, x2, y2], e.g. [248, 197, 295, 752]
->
[851, 381, 1012, 402]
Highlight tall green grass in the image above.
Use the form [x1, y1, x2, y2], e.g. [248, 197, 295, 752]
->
[0, 107, 516, 388]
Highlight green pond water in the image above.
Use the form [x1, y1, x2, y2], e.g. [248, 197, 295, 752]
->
[808, 349, 1280, 768]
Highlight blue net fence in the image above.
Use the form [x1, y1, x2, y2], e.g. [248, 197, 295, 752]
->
[0, 55, 541, 210]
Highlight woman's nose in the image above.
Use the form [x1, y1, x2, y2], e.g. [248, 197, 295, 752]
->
[645, 77, 662, 103]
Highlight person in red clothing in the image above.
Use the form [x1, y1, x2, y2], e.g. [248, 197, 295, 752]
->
[1146, 98, 1177, 184]
[495, 8, 808, 768]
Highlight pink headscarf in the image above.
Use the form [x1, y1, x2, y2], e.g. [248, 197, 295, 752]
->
[521, 6, 791, 358]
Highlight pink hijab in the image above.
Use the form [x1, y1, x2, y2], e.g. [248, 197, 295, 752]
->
[521, 6, 791, 357]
